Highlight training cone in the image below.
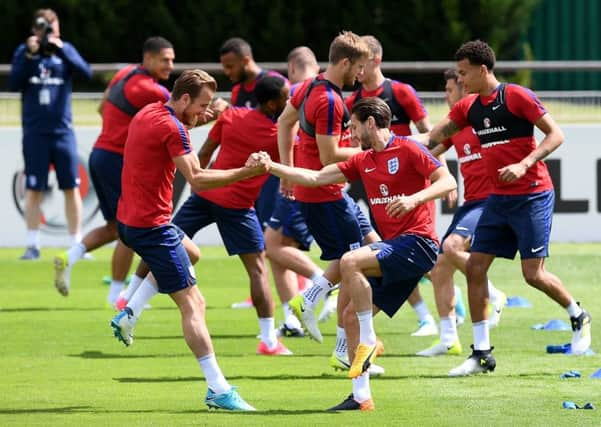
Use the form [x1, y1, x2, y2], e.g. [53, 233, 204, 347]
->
[590, 368, 601, 379]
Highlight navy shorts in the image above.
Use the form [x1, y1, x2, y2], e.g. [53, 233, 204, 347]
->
[471, 190, 554, 260]
[22, 131, 79, 191]
[89, 148, 122, 221]
[440, 199, 487, 252]
[266, 193, 313, 251]
[367, 234, 438, 317]
[255, 174, 280, 228]
[118, 222, 196, 294]
[299, 193, 372, 261]
[173, 193, 264, 255]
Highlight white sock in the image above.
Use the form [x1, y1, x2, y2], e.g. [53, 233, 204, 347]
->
[356, 310, 376, 346]
[127, 275, 158, 319]
[487, 280, 500, 303]
[303, 274, 331, 308]
[335, 326, 347, 356]
[309, 269, 325, 283]
[566, 299, 583, 318]
[198, 353, 230, 394]
[27, 229, 40, 249]
[473, 320, 490, 351]
[259, 317, 277, 349]
[67, 242, 86, 266]
[107, 280, 125, 305]
[283, 302, 301, 329]
[70, 232, 82, 246]
[282, 302, 293, 321]
[440, 316, 458, 346]
[352, 374, 371, 403]
[123, 274, 144, 301]
[413, 300, 431, 322]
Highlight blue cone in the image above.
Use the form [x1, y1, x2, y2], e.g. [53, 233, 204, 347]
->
[590, 368, 601, 379]
[543, 319, 571, 331]
[506, 296, 532, 308]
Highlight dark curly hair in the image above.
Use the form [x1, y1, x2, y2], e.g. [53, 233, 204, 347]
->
[454, 40, 496, 71]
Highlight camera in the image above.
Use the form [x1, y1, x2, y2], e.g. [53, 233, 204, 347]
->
[33, 17, 56, 55]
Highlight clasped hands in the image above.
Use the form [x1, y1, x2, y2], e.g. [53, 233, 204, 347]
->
[245, 151, 272, 173]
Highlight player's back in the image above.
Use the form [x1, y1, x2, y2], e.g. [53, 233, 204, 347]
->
[119, 102, 190, 228]
[96, 65, 170, 155]
[200, 107, 278, 209]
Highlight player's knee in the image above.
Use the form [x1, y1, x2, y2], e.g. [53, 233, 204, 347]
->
[466, 257, 487, 282]
[187, 246, 201, 265]
[442, 234, 466, 255]
[522, 268, 544, 287]
[340, 251, 359, 275]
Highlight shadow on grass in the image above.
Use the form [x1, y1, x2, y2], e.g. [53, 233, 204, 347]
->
[0, 406, 93, 414]
[114, 373, 449, 383]
[0, 307, 106, 313]
[70, 351, 188, 359]
[173, 408, 337, 415]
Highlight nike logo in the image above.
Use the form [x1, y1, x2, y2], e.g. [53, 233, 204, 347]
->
[364, 167, 376, 173]
[531, 246, 544, 253]
[492, 105, 501, 110]
[269, 217, 280, 223]
[456, 226, 469, 231]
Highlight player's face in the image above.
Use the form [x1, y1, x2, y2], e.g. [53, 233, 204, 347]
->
[456, 59, 485, 94]
[343, 58, 366, 86]
[445, 78, 464, 108]
[147, 48, 175, 81]
[357, 56, 377, 84]
[350, 114, 371, 150]
[220, 52, 247, 84]
[182, 86, 215, 127]
[273, 85, 290, 117]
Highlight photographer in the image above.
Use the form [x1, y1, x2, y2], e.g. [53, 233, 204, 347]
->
[9, 8, 92, 260]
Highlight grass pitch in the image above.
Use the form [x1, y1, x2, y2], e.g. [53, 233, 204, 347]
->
[1, 244, 600, 426]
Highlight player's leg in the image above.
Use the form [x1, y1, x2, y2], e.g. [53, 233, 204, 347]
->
[513, 190, 591, 354]
[55, 148, 123, 296]
[107, 240, 135, 306]
[417, 251, 462, 356]
[408, 286, 438, 337]
[448, 251, 496, 377]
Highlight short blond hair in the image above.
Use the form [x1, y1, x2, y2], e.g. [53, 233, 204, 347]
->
[328, 31, 369, 65]
[361, 35, 383, 59]
[172, 69, 217, 100]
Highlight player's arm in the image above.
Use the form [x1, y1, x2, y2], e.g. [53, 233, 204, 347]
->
[386, 166, 457, 218]
[97, 87, 109, 115]
[316, 134, 360, 165]
[428, 142, 457, 208]
[428, 117, 461, 149]
[268, 160, 346, 187]
[277, 102, 300, 197]
[498, 113, 564, 183]
[414, 117, 432, 133]
[277, 102, 299, 167]
[174, 151, 264, 193]
[197, 136, 220, 168]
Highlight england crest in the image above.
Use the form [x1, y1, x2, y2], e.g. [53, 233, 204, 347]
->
[387, 157, 399, 174]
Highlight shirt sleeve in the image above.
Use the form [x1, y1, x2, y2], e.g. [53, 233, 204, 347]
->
[447, 96, 473, 129]
[208, 109, 227, 143]
[290, 80, 310, 110]
[313, 88, 343, 136]
[127, 78, 170, 109]
[8, 44, 34, 91]
[407, 138, 442, 178]
[337, 153, 361, 182]
[393, 82, 427, 122]
[505, 84, 547, 124]
[57, 42, 92, 79]
[230, 84, 240, 106]
[165, 121, 192, 158]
